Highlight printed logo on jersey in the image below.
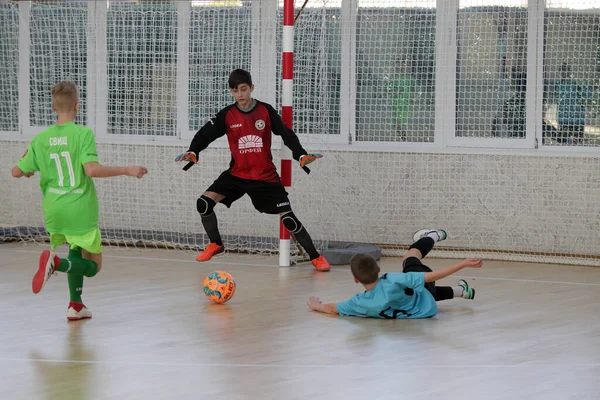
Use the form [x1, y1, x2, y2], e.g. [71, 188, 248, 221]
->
[255, 119, 265, 130]
[238, 135, 263, 154]
[49, 137, 68, 146]
[230, 123, 242, 129]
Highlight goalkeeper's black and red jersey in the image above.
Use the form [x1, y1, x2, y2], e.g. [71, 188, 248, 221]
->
[188, 100, 308, 183]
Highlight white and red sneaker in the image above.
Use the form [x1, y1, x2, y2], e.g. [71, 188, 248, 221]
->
[67, 302, 92, 321]
[32, 250, 60, 294]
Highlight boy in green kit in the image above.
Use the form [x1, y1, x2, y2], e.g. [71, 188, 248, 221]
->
[11, 81, 147, 321]
[387, 58, 416, 140]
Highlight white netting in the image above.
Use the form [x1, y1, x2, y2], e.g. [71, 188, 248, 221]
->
[456, 0, 528, 138]
[189, 4, 252, 131]
[29, 0, 88, 127]
[543, 0, 600, 146]
[356, 0, 436, 143]
[106, 1, 178, 136]
[1, 0, 600, 266]
[276, 1, 342, 138]
[0, 1, 19, 133]
[3, 140, 600, 265]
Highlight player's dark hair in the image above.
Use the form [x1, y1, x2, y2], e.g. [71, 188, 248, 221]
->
[229, 69, 252, 89]
[350, 253, 380, 285]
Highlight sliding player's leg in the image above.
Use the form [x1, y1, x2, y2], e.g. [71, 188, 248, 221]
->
[402, 256, 439, 299]
[196, 171, 244, 262]
[401, 228, 448, 262]
[402, 256, 457, 301]
[248, 181, 330, 271]
[412, 228, 447, 244]
[403, 229, 474, 301]
[425, 280, 475, 301]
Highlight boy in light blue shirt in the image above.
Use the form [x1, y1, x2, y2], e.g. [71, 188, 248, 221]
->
[555, 63, 593, 144]
[307, 229, 482, 319]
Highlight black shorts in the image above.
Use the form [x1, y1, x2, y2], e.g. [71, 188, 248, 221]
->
[402, 257, 435, 297]
[206, 170, 292, 215]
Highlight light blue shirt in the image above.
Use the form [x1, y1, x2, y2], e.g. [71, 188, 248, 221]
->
[336, 272, 438, 319]
[557, 80, 593, 125]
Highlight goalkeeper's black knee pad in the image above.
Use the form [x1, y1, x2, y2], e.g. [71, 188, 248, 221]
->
[280, 211, 303, 234]
[197, 195, 216, 217]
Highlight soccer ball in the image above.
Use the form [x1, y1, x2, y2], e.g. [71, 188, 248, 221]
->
[203, 270, 236, 304]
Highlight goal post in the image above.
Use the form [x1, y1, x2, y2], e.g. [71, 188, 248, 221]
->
[279, 0, 295, 267]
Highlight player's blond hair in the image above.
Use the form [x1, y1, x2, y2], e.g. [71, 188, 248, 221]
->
[51, 81, 79, 113]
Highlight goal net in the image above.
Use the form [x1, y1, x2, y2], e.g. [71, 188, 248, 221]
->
[1, 0, 599, 266]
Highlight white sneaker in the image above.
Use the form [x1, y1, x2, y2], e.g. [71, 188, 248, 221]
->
[458, 279, 476, 300]
[67, 302, 92, 321]
[412, 229, 448, 243]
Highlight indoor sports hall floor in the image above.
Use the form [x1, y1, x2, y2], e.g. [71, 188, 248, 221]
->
[1, 242, 599, 400]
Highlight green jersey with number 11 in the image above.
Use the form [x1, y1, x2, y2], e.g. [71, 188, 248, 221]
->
[17, 121, 99, 235]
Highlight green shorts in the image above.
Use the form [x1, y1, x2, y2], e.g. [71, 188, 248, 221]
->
[49, 227, 103, 254]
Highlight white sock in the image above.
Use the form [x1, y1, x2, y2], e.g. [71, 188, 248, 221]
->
[452, 286, 463, 298]
[426, 231, 442, 242]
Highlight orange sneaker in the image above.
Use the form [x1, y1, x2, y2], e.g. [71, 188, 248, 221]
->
[196, 243, 224, 262]
[311, 255, 330, 272]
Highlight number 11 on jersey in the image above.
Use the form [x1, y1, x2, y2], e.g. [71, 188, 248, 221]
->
[50, 151, 75, 187]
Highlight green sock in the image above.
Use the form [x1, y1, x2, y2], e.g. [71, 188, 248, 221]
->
[55, 257, 98, 277]
[69, 247, 82, 259]
[67, 273, 84, 303]
[55, 247, 82, 273]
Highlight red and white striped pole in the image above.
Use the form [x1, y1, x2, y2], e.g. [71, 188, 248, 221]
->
[279, 0, 294, 267]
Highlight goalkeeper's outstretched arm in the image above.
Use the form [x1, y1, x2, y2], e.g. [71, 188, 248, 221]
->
[187, 109, 228, 157]
[176, 108, 228, 169]
[266, 103, 307, 161]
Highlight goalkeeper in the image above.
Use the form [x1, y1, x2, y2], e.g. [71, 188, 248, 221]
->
[176, 69, 330, 271]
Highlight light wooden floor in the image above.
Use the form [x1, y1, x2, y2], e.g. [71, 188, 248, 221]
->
[1, 242, 599, 400]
